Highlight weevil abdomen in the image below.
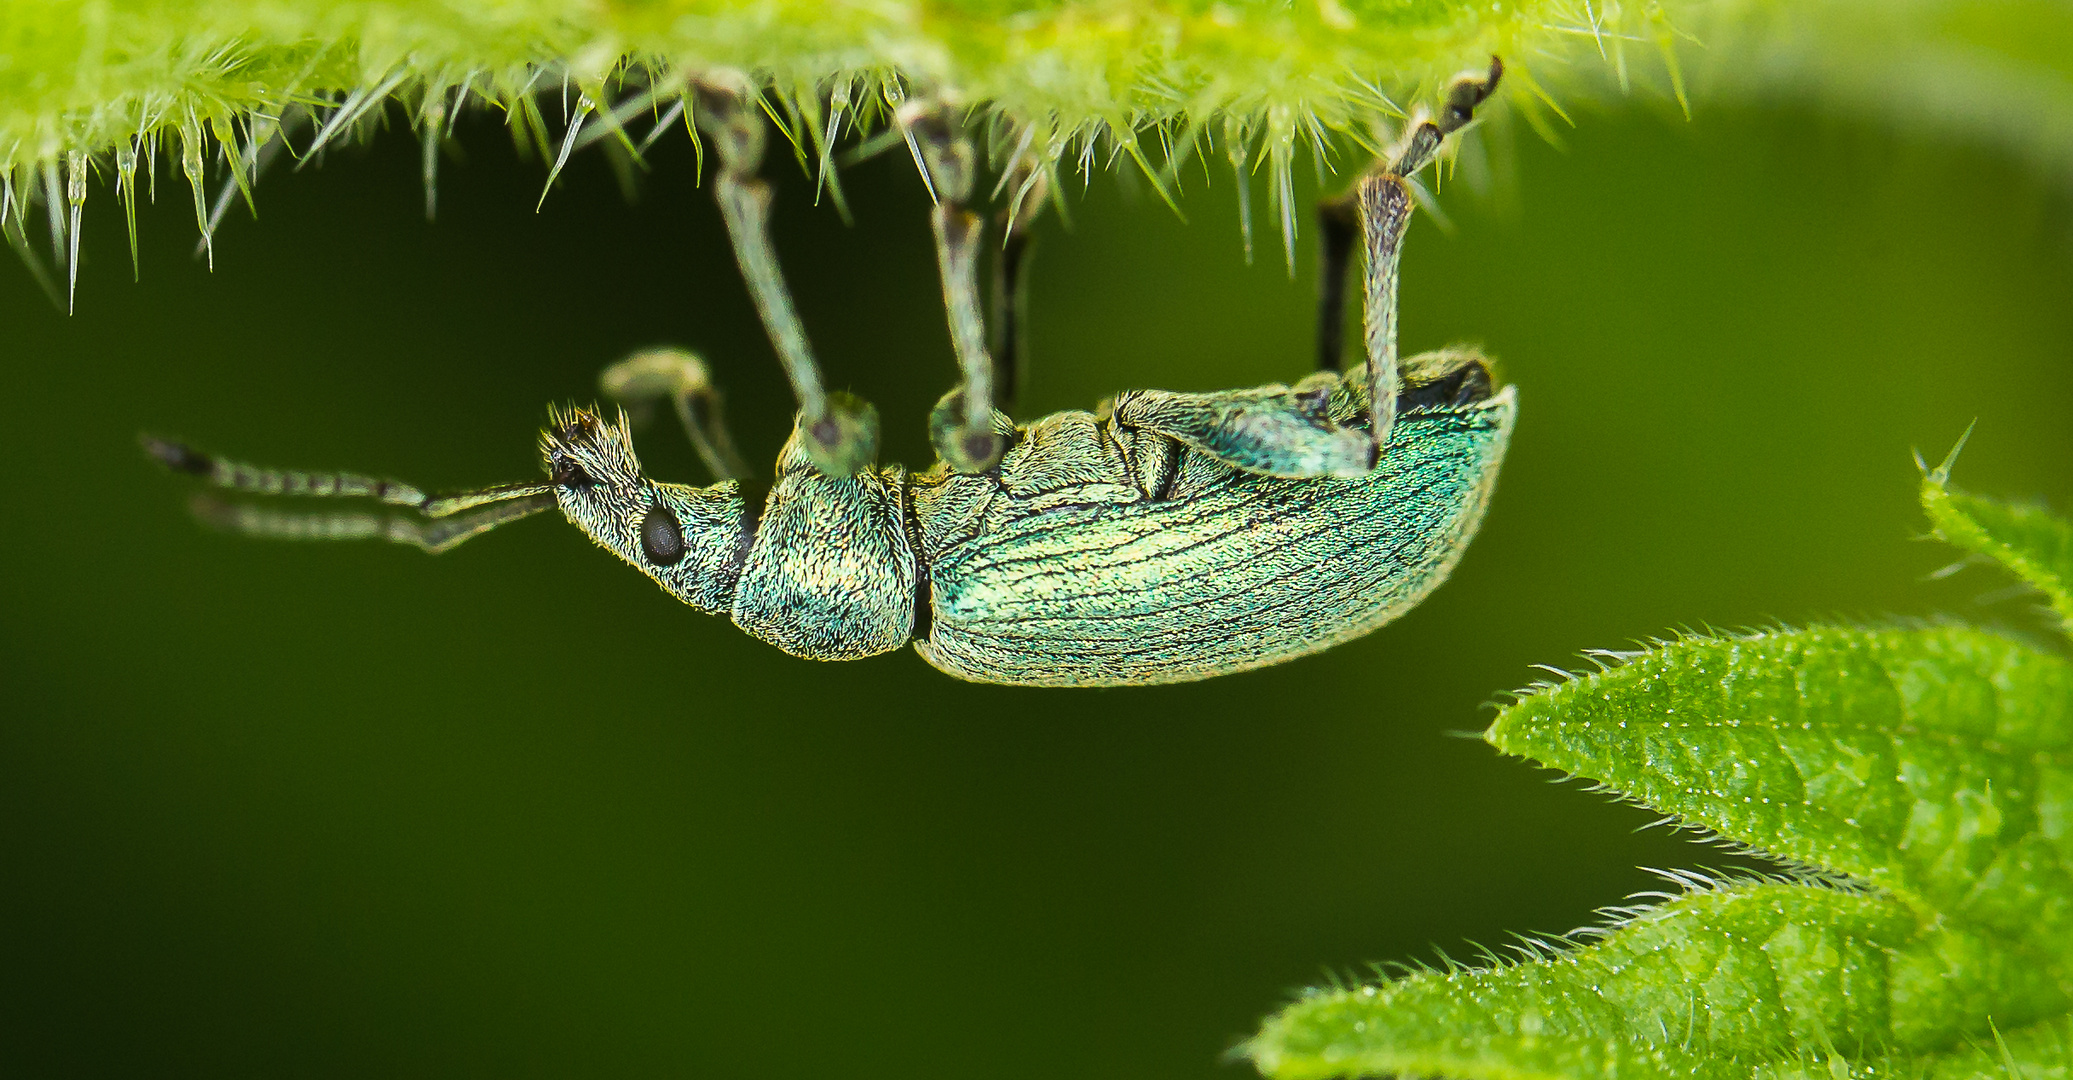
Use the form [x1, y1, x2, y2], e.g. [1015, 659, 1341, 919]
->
[910, 389, 1515, 686]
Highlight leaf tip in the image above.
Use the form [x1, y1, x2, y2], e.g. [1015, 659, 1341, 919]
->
[1920, 420, 1977, 488]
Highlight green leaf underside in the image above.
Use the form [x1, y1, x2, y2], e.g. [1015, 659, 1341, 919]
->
[2, 0, 1701, 296]
[10, 0, 2073, 300]
[1924, 471, 2073, 633]
[1, 1, 1662, 171]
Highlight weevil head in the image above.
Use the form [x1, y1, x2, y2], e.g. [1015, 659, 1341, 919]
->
[541, 405, 653, 554]
[539, 406, 738, 613]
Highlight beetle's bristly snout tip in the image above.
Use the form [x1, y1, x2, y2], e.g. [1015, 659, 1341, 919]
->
[545, 407, 603, 449]
[540, 406, 639, 493]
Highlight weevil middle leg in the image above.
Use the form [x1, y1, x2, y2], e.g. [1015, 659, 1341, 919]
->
[693, 72, 880, 478]
[898, 98, 1010, 474]
[899, 102, 1049, 475]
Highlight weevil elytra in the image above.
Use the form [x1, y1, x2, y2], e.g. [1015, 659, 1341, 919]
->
[146, 60, 1516, 688]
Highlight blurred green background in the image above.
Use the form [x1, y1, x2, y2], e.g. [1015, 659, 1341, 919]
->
[3, 98, 2070, 1077]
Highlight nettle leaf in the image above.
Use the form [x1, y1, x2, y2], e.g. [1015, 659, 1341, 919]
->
[1756, 1012, 2073, 1079]
[1251, 880, 2062, 1080]
[1498, 626, 2073, 956]
[1923, 446, 2073, 633]
[1247, 473, 2073, 1080]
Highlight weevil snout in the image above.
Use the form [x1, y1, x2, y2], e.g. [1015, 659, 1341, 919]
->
[527, 404, 745, 616]
[540, 407, 643, 491]
[543, 407, 603, 459]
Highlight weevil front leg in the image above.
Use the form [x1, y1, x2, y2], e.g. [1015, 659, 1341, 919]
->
[694, 72, 879, 478]
[899, 99, 1016, 474]
[1107, 57, 1503, 478]
[599, 347, 752, 482]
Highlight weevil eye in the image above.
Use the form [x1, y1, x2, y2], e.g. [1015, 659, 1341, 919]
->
[641, 503, 685, 566]
[552, 457, 596, 490]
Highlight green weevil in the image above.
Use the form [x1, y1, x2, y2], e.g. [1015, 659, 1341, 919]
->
[146, 61, 1515, 687]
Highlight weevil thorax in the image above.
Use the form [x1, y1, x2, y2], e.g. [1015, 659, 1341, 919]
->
[540, 406, 747, 614]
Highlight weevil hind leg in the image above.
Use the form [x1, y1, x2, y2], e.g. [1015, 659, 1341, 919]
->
[1353, 171, 1412, 452]
[1107, 379, 1374, 479]
[599, 347, 752, 482]
[1351, 55, 1503, 454]
[1104, 236, 1382, 475]
[694, 72, 878, 478]
[1103, 57, 1502, 480]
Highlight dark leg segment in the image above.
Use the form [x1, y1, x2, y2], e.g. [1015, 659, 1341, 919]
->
[991, 159, 1048, 410]
[1314, 195, 1359, 372]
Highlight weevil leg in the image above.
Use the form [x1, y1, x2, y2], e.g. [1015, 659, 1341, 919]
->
[694, 72, 878, 478]
[1352, 55, 1503, 454]
[1353, 171, 1410, 453]
[1107, 376, 1374, 479]
[900, 99, 1011, 474]
[1314, 194, 1359, 372]
[991, 153, 1048, 410]
[599, 347, 752, 482]
[1101, 57, 1502, 479]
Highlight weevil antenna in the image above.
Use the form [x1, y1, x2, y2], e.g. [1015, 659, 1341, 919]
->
[186, 490, 558, 554]
[142, 434, 558, 551]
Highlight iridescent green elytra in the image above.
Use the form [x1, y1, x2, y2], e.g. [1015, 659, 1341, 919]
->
[145, 60, 1514, 687]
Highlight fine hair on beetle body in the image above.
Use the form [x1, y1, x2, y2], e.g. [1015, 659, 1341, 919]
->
[146, 58, 1518, 688]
